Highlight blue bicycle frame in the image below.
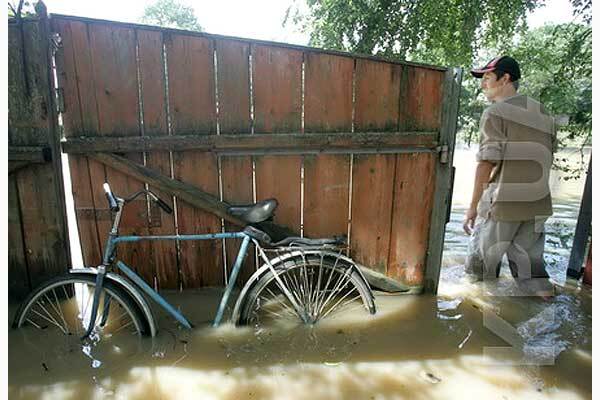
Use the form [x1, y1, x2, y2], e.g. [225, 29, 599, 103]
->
[110, 231, 252, 328]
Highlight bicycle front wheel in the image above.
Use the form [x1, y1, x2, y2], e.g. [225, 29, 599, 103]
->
[236, 253, 376, 326]
[13, 273, 149, 339]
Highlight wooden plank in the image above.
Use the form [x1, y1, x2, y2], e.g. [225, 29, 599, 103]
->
[255, 155, 301, 231]
[137, 28, 179, 289]
[62, 131, 439, 154]
[350, 59, 402, 274]
[387, 153, 437, 286]
[166, 33, 222, 288]
[252, 45, 303, 133]
[402, 66, 445, 131]
[303, 52, 353, 238]
[8, 19, 69, 290]
[221, 156, 255, 284]
[15, 164, 68, 287]
[90, 153, 245, 226]
[53, 19, 103, 267]
[424, 67, 463, 293]
[216, 39, 251, 134]
[216, 38, 255, 284]
[51, 15, 450, 73]
[8, 146, 50, 162]
[303, 154, 350, 238]
[174, 152, 223, 287]
[252, 45, 302, 231]
[87, 22, 154, 284]
[350, 155, 396, 274]
[354, 59, 402, 132]
[8, 175, 30, 300]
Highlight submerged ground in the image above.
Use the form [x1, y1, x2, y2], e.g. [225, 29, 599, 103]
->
[8, 147, 592, 399]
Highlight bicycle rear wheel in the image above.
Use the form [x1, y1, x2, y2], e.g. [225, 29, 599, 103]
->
[235, 253, 375, 326]
[13, 273, 149, 339]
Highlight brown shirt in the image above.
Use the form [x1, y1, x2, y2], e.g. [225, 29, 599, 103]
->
[476, 94, 556, 221]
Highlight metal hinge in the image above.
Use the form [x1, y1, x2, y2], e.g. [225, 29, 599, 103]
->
[55, 87, 65, 113]
[437, 145, 449, 164]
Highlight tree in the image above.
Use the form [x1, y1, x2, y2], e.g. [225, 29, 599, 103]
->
[140, 0, 202, 31]
[285, 0, 542, 66]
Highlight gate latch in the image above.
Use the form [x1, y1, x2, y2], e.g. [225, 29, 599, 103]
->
[437, 145, 449, 164]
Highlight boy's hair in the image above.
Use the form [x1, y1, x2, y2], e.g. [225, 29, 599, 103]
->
[492, 69, 520, 90]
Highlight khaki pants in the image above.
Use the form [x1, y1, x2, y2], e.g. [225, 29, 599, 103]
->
[466, 217, 553, 295]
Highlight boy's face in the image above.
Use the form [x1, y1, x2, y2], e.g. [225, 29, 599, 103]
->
[480, 71, 508, 102]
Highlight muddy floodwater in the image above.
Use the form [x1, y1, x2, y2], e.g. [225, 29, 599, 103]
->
[8, 147, 592, 399]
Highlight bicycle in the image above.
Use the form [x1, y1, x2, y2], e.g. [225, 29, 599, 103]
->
[12, 183, 376, 341]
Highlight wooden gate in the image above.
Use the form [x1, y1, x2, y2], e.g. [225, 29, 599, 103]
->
[8, 12, 70, 300]
[51, 15, 461, 293]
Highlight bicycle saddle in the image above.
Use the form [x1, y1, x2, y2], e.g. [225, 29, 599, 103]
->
[227, 198, 278, 223]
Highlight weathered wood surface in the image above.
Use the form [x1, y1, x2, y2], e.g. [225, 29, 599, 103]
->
[8, 146, 50, 162]
[62, 131, 438, 154]
[166, 33, 223, 288]
[53, 18, 104, 266]
[50, 15, 459, 292]
[90, 153, 245, 226]
[303, 52, 353, 238]
[350, 60, 402, 274]
[216, 39, 256, 285]
[423, 67, 463, 293]
[138, 28, 179, 289]
[387, 153, 437, 286]
[252, 45, 302, 231]
[89, 23, 154, 283]
[8, 17, 69, 299]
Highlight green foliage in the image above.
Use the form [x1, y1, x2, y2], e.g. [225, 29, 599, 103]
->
[141, 0, 202, 31]
[8, 0, 35, 18]
[286, 0, 541, 66]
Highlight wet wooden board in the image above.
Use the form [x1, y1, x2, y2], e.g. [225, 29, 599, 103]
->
[302, 53, 352, 238]
[221, 156, 256, 284]
[255, 155, 302, 231]
[87, 22, 153, 283]
[216, 39, 255, 284]
[8, 21, 68, 288]
[387, 153, 437, 285]
[252, 45, 302, 231]
[166, 34, 223, 288]
[401, 66, 444, 131]
[8, 175, 30, 299]
[52, 19, 103, 266]
[354, 59, 402, 131]
[349, 154, 396, 274]
[173, 152, 223, 287]
[351, 59, 402, 273]
[137, 29, 179, 289]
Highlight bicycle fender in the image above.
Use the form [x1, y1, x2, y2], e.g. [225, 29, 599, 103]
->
[231, 250, 375, 323]
[69, 268, 157, 337]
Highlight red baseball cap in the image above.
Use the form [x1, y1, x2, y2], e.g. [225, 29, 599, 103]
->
[471, 55, 521, 80]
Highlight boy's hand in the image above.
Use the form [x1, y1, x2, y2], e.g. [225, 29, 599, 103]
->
[463, 207, 477, 235]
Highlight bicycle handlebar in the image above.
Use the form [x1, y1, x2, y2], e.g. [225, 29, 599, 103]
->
[103, 183, 120, 211]
[103, 182, 173, 215]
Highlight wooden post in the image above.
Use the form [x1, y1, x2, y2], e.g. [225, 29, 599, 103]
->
[423, 67, 463, 294]
[8, 2, 70, 300]
[567, 156, 592, 279]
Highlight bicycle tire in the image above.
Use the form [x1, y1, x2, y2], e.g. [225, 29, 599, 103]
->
[13, 273, 150, 338]
[235, 253, 375, 326]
